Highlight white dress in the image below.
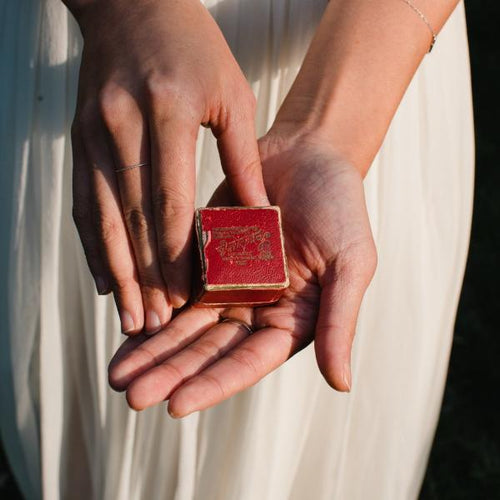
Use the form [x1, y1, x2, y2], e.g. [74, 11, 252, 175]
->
[0, 0, 474, 499]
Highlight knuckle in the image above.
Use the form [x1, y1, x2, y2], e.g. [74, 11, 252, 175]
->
[228, 345, 262, 379]
[153, 188, 193, 263]
[111, 275, 136, 296]
[145, 74, 181, 108]
[134, 344, 160, 366]
[153, 186, 192, 221]
[155, 362, 185, 388]
[123, 206, 151, 239]
[226, 157, 261, 181]
[145, 73, 200, 118]
[96, 210, 122, 244]
[137, 270, 165, 291]
[98, 83, 133, 130]
[198, 371, 226, 400]
[189, 339, 222, 360]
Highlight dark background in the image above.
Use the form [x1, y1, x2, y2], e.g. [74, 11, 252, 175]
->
[419, 1, 500, 498]
[1, 2, 499, 498]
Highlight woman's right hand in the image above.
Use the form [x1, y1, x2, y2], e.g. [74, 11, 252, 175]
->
[68, 0, 268, 334]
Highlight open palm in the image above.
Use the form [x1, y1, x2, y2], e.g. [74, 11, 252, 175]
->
[108, 134, 377, 417]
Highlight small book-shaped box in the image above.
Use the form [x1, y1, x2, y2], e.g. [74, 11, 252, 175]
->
[193, 207, 289, 307]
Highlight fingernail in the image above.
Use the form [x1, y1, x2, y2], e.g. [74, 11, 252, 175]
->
[342, 362, 352, 392]
[108, 364, 129, 390]
[95, 276, 109, 295]
[167, 404, 181, 419]
[145, 310, 162, 335]
[168, 403, 192, 419]
[120, 311, 135, 334]
[169, 292, 188, 310]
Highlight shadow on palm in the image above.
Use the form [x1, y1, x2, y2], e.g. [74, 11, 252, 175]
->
[108, 134, 377, 417]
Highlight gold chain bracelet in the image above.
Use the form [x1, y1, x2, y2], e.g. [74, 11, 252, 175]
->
[400, 0, 437, 53]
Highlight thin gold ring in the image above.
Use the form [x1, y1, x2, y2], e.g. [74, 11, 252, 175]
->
[114, 162, 150, 173]
[219, 317, 254, 335]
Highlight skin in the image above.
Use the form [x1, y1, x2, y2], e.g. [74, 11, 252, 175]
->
[64, 0, 461, 414]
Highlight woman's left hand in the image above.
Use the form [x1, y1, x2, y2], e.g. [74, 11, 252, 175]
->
[108, 131, 377, 416]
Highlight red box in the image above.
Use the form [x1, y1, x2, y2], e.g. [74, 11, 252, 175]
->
[193, 207, 289, 306]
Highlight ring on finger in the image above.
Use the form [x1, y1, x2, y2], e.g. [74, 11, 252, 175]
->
[114, 161, 150, 173]
[219, 317, 254, 335]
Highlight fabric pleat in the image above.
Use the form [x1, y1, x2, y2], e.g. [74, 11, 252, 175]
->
[0, 0, 474, 499]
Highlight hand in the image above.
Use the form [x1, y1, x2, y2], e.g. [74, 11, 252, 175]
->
[108, 131, 377, 416]
[69, 0, 268, 335]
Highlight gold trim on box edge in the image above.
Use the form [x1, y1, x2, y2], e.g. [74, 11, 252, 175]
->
[204, 279, 289, 291]
[196, 206, 280, 212]
[194, 299, 281, 307]
[276, 206, 290, 288]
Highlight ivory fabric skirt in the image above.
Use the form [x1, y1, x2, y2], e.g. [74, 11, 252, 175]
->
[0, 0, 474, 499]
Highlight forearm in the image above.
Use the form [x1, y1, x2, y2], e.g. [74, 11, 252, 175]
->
[273, 0, 460, 177]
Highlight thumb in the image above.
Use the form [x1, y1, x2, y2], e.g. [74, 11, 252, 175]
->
[315, 249, 377, 392]
[213, 96, 270, 207]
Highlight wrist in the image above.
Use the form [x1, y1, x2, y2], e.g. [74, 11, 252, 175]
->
[264, 0, 447, 180]
[63, 0, 167, 37]
[258, 122, 363, 187]
[265, 110, 373, 180]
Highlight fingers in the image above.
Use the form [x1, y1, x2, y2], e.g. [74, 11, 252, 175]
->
[125, 315, 252, 411]
[314, 245, 377, 392]
[80, 109, 145, 334]
[71, 125, 111, 295]
[108, 306, 219, 391]
[167, 326, 303, 417]
[214, 88, 269, 207]
[99, 84, 171, 334]
[149, 88, 199, 309]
